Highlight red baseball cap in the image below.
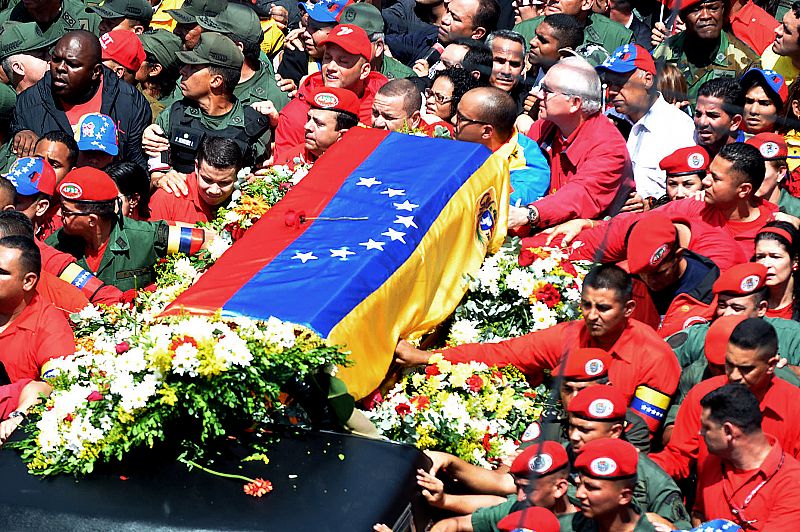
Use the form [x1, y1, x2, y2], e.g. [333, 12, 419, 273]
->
[58, 167, 120, 202]
[553, 348, 611, 381]
[659, 146, 710, 176]
[574, 438, 638, 479]
[509, 440, 569, 477]
[497, 508, 560, 532]
[627, 214, 677, 275]
[307, 86, 360, 117]
[100, 30, 146, 72]
[705, 315, 748, 366]
[712, 262, 768, 295]
[567, 385, 627, 422]
[319, 24, 372, 60]
[746, 133, 788, 161]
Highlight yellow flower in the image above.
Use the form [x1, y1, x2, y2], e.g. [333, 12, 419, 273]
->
[495, 388, 516, 419]
[159, 386, 178, 406]
[147, 348, 172, 374]
[416, 425, 439, 449]
[448, 363, 474, 389]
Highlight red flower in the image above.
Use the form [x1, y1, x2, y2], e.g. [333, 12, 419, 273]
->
[284, 209, 306, 228]
[466, 374, 484, 392]
[534, 283, 561, 309]
[65, 413, 74, 423]
[115, 341, 130, 354]
[524, 391, 538, 399]
[362, 389, 383, 410]
[425, 364, 440, 378]
[560, 259, 578, 276]
[395, 403, 412, 416]
[87, 391, 104, 402]
[243, 478, 273, 497]
[224, 223, 246, 241]
[279, 182, 293, 191]
[411, 395, 430, 410]
[169, 336, 198, 352]
[482, 432, 492, 452]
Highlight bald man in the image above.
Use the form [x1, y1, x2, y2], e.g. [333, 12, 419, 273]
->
[10, 30, 150, 169]
[455, 86, 550, 205]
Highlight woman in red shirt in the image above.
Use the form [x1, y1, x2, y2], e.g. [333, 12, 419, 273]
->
[753, 221, 799, 320]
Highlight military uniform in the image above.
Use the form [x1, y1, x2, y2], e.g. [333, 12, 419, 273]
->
[46, 216, 170, 292]
[652, 31, 759, 102]
[514, 14, 633, 56]
[0, 0, 100, 37]
[381, 55, 415, 80]
[471, 495, 531, 532]
[234, 60, 290, 111]
[667, 317, 800, 368]
[558, 509, 658, 531]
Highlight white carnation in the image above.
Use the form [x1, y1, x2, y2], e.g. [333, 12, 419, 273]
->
[449, 319, 480, 345]
[505, 268, 536, 299]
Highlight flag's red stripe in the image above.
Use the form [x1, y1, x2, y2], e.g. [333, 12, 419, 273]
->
[161, 128, 391, 316]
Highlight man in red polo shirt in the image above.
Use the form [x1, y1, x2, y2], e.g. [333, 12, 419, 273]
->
[694, 382, 800, 529]
[148, 136, 243, 225]
[651, 318, 800, 480]
[506, 56, 634, 232]
[0, 235, 75, 383]
[274, 24, 388, 163]
[395, 264, 680, 434]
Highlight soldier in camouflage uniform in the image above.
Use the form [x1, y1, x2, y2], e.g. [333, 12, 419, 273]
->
[653, 0, 759, 103]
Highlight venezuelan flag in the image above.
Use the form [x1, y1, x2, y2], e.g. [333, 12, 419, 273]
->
[163, 128, 510, 398]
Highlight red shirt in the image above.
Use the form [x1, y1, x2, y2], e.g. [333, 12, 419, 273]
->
[766, 304, 793, 319]
[695, 435, 800, 530]
[36, 271, 90, 315]
[729, 0, 777, 55]
[64, 79, 104, 128]
[148, 173, 213, 225]
[0, 379, 30, 420]
[525, 113, 634, 227]
[441, 319, 680, 431]
[0, 295, 75, 383]
[651, 375, 800, 479]
[656, 197, 778, 257]
[35, 239, 122, 305]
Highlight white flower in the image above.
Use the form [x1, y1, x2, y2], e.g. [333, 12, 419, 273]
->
[565, 286, 581, 302]
[473, 264, 501, 296]
[529, 301, 557, 330]
[449, 319, 480, 345]
[505, 268, 537, 299]
[172, 342, 200, 376]
[206, 237, 231, 261]
[173, 257, 199, 281]
[261, 317, 296, 349]
[214, 332, 252, 367]
[77, 305, 103, 322]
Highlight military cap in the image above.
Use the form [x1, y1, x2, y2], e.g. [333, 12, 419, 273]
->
[705, 315, 748, 366]
[58, 168, 120, 202]
[197, 2, 263, 46]
[509, 440, 569, 478]
[659, 146, 710, 176]
[553, 348, 611, 381]
[0, 21, 59, 62]
[339, 2, 383, 37]
[166, 0, 228, 24]
[497, 508, 560, 532]
[574, 438, 638, 479]
[712, 263, 767, 295]
[746, 132, 788, 161]
[627, 214, 677, 275]
[568, 385, 627, 422]
[175, 32, 243, 70]
[140, 29, 182, 71]
[6, 157, 57, 196]
[87, 0, 154, 22]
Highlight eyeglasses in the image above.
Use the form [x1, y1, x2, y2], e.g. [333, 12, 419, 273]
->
[536, 82, 569, 99]
[424, 88, 453, 105]
[455, 111, 490, 127]
[60, 206, 91, 219]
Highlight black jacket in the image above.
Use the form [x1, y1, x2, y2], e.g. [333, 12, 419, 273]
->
[11, 67, 151, 169]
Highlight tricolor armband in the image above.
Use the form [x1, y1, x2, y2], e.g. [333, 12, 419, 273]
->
[59, 263, 105, 300]
[166, 226, 205, 255]
[40, 358, 64, 380]
[630, 385, 671, 426]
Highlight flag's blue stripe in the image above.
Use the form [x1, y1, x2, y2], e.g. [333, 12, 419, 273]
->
[221, 133, 492, 334]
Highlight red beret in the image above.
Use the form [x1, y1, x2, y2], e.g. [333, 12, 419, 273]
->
[574, 438, 638, 479]
[745, 133, 788, 160]
[58, 167, 120, 202]
[510, 440, 569, 477]
[497, 508, 560, 532]
[712, 262, 768, 295]
[705, 315, 748, 366]
[319, 24, 372, 60]
[307, 86, 361, 117]
[659, 146, 709, 176]
[567, 385, 627, 422]
[553, 348, 611, 381]
[626, 214, 677, 275]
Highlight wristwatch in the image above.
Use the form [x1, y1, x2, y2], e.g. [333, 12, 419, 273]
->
[526, 206, 540, 227]
[7, 410, 25, 420]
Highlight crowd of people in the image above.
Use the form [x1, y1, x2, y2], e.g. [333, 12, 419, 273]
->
[0, 0, 797, 528]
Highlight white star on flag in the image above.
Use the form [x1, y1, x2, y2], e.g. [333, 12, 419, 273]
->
[291, 251, 318, 263]
[382, 227, 406, 243]
[393, 200, 418, 212]
[330, 247, 355, 260]
[356, 177, 382, 188]
[359, 239, 385, 251]
[394, 215, 418, 229]
[381, 188, 405, 198]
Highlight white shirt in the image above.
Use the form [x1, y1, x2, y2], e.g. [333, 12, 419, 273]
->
[626, 94, 696, 199]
